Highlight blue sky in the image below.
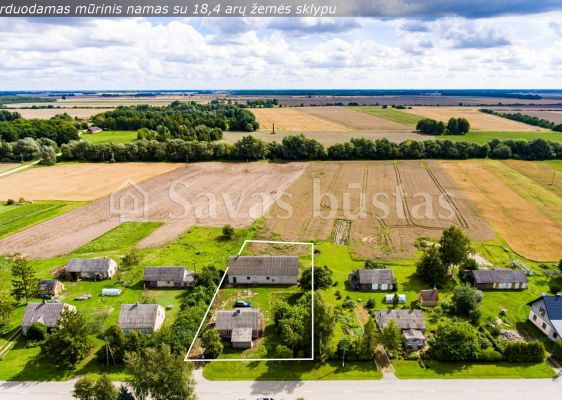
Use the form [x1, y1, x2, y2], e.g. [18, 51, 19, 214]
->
[0, 2, 561, 90]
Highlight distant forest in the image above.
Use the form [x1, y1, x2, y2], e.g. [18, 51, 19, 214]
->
[0, 95, 55, 105]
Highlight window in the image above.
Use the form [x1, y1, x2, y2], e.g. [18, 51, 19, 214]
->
[539, 307, 546, 317]
[533, 314, 537, 321]
[247, 276, 250, 280]
[266, 277, 270, 280]
[554, 332, 558, 339]
[542, 322, 547, 330]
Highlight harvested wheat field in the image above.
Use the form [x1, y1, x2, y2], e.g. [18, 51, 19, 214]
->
[0, 163, 19, 174]
[252, 108, 350, 131]
[301, 107, 409, 130]
[403, 107, 546, 131]
[259, 161, 493, 259]
[9, 108, 114, 119]
[0, 162, 305, 258]
[0, 163, 183, 201]
[441, 160, 562, 261]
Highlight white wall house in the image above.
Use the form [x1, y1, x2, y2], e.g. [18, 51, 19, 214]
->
[227, 256, 299, 285]
[527, 295, 561, 341]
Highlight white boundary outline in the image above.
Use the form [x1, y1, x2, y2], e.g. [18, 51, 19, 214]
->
[184, 239, 314, 362]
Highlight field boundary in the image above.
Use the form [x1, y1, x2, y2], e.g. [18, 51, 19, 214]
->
[184, 239, 315, 362]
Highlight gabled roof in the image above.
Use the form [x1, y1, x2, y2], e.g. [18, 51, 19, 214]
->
[215, 309, 260, 331]
[38, 279, 61, 291]
[472, 268, 527, 284]
[67, 258, 117, 273]
[231, 327, 253, 342]
[419, 288, 438, 302]
[118, 303, 164, 331]
[355, 269, 394, 285]
[22, 302, 75, 329]
[528, 295, 562, 335]
[376, 309, 426, 331]
[403, 329, 425, 340]
[144, 267, 193, 282]
[228, 256, 299, 277]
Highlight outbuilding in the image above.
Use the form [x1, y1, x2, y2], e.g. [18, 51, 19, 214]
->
[118, 303, 166, 334]
[471, 268, 527, 290]
[21, 302, 76, 335]
[143, 266, 195, 288]
[65, 257, 118, 281]
[418, 288, 439, 307]
[375, 309, 426, 349]
[36, 279, 64, 297]
[348, 269, 395, 291]
[227, 256, 299, 285]
[214, 308, 264, 349]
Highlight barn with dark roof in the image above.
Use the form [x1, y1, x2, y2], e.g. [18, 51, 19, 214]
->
[227, 256, 299, 285]
[143, 266, 194, 288]
[471, 268, 527, 290]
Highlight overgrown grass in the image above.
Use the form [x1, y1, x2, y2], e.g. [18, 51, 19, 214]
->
[81, 131, 137, 144]
[74, 222, 163, 254]
[350, 106, 423, 127]
[0, 201, 87, 239]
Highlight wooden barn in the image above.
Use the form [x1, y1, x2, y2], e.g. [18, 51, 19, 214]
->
[21, 302, 76, 335]
[36, 279, 64, 297]
[348, 269, 395, 291]
[118, 303, 166, 334]
[375, 309, 426, 349]
[143, 266, 195, 288]
[65, 257, 118, 281]
[214, 308, 264, 349]
[227, 256, 299, 285]
[418, 288, 439, 307]
[471, 268, 527, 290]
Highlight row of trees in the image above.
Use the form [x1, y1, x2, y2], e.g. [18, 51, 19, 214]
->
[0, 137, 58, 164]
[0, 113, 79, 145]
[91, 100, 259, 133]
[481, 109, 562, 132]
[416, 117, 470, 135]
[137, 125, 223, 142]
[55, 135, 562, 164]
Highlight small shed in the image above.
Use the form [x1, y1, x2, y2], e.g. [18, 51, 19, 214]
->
[471, 269, 527, 290]
[348, 269, 395, 291]
[66, 258, 118, 281]
[227, 256, 299, 285]
[384, 294, 407, 304]
[21, 302, 76, 335]
[143, 266, 195, 288]
[118, 303, 165, 334]
[36, 279, 64, 297]
[101, 288, 122, 296]
[87, 126, 102, 134]
[418, 288, 439, 307]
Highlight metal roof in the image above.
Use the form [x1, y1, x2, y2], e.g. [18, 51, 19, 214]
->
[215, 309, 260, 331]
[356, 269, 394, 285]
[118, 303, 164, 330]
[144, 266, 194, 282]
[22, 302, 76, 330]
[228, 256, 299, 277]
[376, 309, 426, 331]
[419, 288, 439, 302]
[472, 268, 527, 284]
[231, 327, 253, 342]
[67, 258, 117, 273]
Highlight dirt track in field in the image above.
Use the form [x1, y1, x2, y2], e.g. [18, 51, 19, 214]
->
[0, 163, 184, 201]
[403, 107, 546, 131]
[441, 160, 562, 261]
[259, 161, 493, 259]
[0, 163, 19, 174]
[0, 162, 306, 259]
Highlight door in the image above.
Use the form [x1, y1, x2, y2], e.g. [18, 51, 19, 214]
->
[232, 277, 237, 284]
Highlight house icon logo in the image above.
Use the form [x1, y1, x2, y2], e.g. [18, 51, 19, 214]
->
[109, 179, 149, 222]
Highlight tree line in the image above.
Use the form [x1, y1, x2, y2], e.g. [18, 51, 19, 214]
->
[416, 117, 470, 135]
[480, 108, 562, 132]
[0, 112, 79, 145]
[90, 100, 259, 133]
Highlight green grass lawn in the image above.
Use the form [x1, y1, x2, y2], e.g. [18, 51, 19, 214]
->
[203, 360, 381, 380]
[0, 201, 87, 239]
[393, 360, 554, 379]
[81, 131, 137, 144]
[437, 130, 562, 144]
[349, 106, 423, 127]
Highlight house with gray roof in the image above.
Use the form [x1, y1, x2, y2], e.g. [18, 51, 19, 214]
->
[21, 302, 76, 335]
[143, 266, 194, 288]
[375, 309, 426, 349]
[527, 294, 561, 341]
[36, 279, 64, 297]
[471, 268, 527, 290]
[214, 308, 264, 349]
[348, 269, 395, 291]
[118, 303, 166, 334]
[65, 257, 118, 281]
[227, 256, 299, 285]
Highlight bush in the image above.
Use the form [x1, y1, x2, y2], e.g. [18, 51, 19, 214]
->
[364, 298, 376, 310]
[26, 322, 48, 341]
[5, 199, 15, 205]
[222, 224, 235, 239]
[548, 282, 561, 294]
[275, 344, 294, 358]
[477, 348, 502, 362]
[365, 259, 385, 269]
[343, 295, 355, 310]
[502, 341, 545, 363]
[553, 340, 562, 361]
[121, 249, 139, 267]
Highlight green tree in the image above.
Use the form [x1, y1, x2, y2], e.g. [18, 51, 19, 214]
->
[102, 324, 127, 364]
[452, 284, 481, 317]
[314, 291, 336, 358]
[558, 259, 562, 274]
[380, 320, 402, 354]
[117, 385, 134, 400]
[447, 118, 458, 134]
[0, 291, 17, 334]
[26, 322, 48, 341]
[337, 337, 352, 365]
[10, 256, 37, 302]
[39, 145, 57, 166]
[432, 321, 479, 361]
[41, 308, 92, 367]
[275, 344, 294, 358]
[416, 246, 448, 287]
[196, 265, 221, 287]
[73, 376, 95, 400]
[300, 265, 333, 291]
[439, 226, 471, 271]
[125, 344, 197, 400]
[92, 375, 117, 400]
[362, 318, 380, 357]
[232, 135, 268, 160]
[392, 293, 400, 308]
[201, 329, 223, 359]
[222, 224, 235, 239]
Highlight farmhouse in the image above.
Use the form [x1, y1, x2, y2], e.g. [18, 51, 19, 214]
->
[118, 303, 166, 334]
[143, 266, 195, 288]
[348, 269, 395, 291]
[214, 308, 264, 349]
[471, 268, 527, 290]
[376, 309, 426, 349]
[87, 126, 102, 134]
[65, 257, 118, 281]
[36, 279, 64, 297]
[21, 302, 76, 335]
[527, 294, 561, 341]
[227, 256, 299, 285]
[418, 288, 439, 307]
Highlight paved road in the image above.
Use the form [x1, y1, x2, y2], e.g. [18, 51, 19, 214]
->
[1, 371, 560, 400]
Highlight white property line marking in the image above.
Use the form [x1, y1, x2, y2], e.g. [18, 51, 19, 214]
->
[184, 239, 315, 362]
